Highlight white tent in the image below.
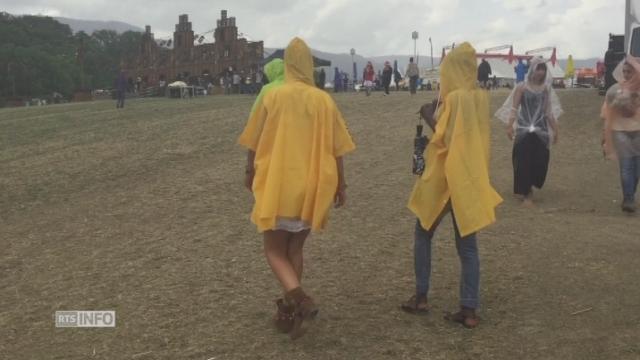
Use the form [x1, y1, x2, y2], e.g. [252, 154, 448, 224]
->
[477, 57, 565, 80]
[415, 52, 566, 89]
[168, 81, 188, 88]
[480, 58, 516, 79]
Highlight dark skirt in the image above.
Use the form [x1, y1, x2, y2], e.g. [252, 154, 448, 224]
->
[512, 133, 550, 196]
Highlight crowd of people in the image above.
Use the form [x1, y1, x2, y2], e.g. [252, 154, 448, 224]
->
[221, 67, 265, 95]
[332, 57, 433, 94]
[114, 38, 638, 339]
[236, 36, 639, 341]
[115, 46, 561, 108]
[115, 55, 452, 105]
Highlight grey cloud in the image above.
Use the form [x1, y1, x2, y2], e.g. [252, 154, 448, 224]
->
[0, 0, 622, 57]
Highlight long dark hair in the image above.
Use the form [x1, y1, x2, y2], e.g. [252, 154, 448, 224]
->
[535, 62, 548, 72]
[528, 62, 548, 84]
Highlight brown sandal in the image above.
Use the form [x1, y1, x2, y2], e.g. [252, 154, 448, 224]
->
[400, 294, 431, 314]
[444, 307, 480, 329]
[273, 298, 295, 333]
[285, 287, 318, 340]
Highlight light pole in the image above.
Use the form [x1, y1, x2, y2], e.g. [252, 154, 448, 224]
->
[428, 37, 434, 70]
[412, 31, 419, 62]
[350, 48, 356, 91]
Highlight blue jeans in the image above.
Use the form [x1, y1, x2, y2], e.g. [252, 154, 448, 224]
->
[414, 214, 480, 309]
[619, 156, 640, 202]
[409, 76, 419, 94]
[116, 90, 125, 108]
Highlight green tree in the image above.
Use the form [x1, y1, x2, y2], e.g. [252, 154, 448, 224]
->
[0, 12, 144, 103]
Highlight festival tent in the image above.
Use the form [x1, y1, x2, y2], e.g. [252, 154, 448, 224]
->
[262, 49, 331, 67]
[414, 54, 565, 89]
[476, 55, 565, 79]
[168, 81, 188, 88]
[167, 81, 195, 98]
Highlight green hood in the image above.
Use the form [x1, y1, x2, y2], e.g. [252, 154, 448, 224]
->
[264, 58, 284, 83]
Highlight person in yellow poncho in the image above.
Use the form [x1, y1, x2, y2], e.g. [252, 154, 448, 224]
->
[401, 43, 502, 328]
[238, 37, 355, 339]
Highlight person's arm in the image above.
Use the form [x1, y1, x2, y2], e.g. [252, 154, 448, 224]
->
[601, 87, 617, 151]
[244, 150, 256, 191]
[334, 157, 347, 208]
[549, 117, 559, 144]
[507, 86, 524, 140]
[239, 98, 268, 191]
[601, 101, 616, 159]
[545, 91, 559, 144]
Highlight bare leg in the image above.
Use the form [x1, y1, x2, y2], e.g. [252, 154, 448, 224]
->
[287, 230, 310, 281]
[264, 230, 300, 292]
[523, 189, 535, 207]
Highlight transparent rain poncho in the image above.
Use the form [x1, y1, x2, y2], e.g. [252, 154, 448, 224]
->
[495, 57, 563, 148]
[601, 55, 640, 159]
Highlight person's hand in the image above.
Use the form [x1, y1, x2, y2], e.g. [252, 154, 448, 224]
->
[506, 125, 514, 141]
[603, 145, 617, 161]
[334, 185, 347, 208]
[244, 169, 254, 192]
[602, 140, 617, 160]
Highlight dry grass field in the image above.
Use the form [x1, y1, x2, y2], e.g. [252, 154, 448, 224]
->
[1, 89, 639, 359]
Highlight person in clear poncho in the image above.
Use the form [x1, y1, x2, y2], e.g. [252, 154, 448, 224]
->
[601, 56, 640, 212]
[238, 37, 355, 339]
[402, 43, 503, 329]
[495, 57, 563, 206]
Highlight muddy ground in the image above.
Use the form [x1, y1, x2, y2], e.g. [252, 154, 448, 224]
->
[1, 89, 638, 359]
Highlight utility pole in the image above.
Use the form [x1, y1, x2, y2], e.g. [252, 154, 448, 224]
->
[350, 48, 356, 90]
[429, 37, 434, 70]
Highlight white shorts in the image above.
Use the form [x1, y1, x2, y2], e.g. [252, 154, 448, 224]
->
[273, 217, 311, 233]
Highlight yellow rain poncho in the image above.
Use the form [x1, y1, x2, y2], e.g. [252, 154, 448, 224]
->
[238, 37, 355, 232]
[249, 58, 284, 115]
[408, 43, 502, 237]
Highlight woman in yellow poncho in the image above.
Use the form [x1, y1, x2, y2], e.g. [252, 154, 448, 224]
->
[238, 37, 355, 339]
[401, 43, 502, 328]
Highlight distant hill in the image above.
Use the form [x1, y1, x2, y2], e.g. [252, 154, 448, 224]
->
[55, 17, 143, 34]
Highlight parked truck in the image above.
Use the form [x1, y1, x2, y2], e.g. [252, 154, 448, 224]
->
[601, 0, 640, 94]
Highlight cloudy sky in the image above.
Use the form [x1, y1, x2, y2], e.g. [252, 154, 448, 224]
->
[0, 0, 625, 58]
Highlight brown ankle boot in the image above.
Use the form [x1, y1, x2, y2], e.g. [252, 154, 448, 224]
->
[284, 287, 318, 340]
[400, 294, 431, 314]
[273, 298, 295, 333]
[444, 306, 480, 329]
